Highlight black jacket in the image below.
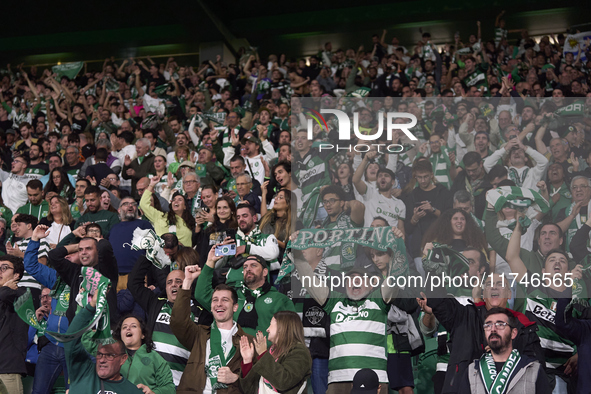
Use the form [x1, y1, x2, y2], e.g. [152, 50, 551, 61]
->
[128, 255, 212, 334]
[426, 285, 544, 394]
[49, 239, 119, 324]
[0, 286, 28, 374]
[403, 184, 452, 258]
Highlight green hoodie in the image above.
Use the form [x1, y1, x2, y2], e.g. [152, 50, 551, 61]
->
[121, 344, 176, 394]
[64, 305, 142, 394]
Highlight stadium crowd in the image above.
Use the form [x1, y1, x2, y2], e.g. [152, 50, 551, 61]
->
[1, 12, 591, 394]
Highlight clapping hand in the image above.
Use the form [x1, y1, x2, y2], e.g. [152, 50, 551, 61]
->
[253, 331, 268, 355]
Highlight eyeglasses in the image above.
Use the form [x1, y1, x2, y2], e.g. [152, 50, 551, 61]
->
[184, 180, 198, 184]
[572, 185, 590, 191]
[14, 160, 27, 165]
[236, 182, 251, 187]
[322, 198, 341, 206]
[0, 265, 14, 272]
[40, 294, 51, 300]
[96, 352, 125, 361]
[483, 322, 511, 331]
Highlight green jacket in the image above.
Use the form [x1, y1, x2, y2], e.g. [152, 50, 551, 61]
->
[239, 343, 312, 394]
[485, 208, 546, 312]
[64, 305, 142, 394]
[195, 265, 295, 336]
[121, 344, 176, 394]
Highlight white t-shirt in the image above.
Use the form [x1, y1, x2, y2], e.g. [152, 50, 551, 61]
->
[361, 185, 406, 227]
[45, 222, 72, 246]
[245, 156, 265, 186]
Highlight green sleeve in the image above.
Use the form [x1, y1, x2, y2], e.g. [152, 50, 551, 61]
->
[277, 295, 296, 312]
[152, 352, 176, 394]
[485, 208, 509, 259]
[1, 102, 11, 113]
[212, 141, 225, 164]
[57, 232, 78, 248]
[485, 208, 540, 273]
[194, 264, 215, 311]
[345, 68, 358, 93]
[63, 305, 97, 384]
[249, 346, 311, 391]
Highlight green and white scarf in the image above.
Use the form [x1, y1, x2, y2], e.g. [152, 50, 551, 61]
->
[49, 277, 71, 317]
[14, 267, 112, 345]
[129, 228, 171, 269]
[206, 321, 237, 390]
[507, 167, 529, 188]
[486, 186, 550, 231]
[478, 350, 521, 394]
[565, 200, 591, 250]
[422, 242, 471, 278]
[277, 227, 407, 282]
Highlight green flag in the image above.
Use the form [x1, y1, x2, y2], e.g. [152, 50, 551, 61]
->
[277, 227, 407, 284]
[52, 62, 83, 80]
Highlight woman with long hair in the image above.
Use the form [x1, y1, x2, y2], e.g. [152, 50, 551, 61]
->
[39, 195, 75, 248]
[149, 155, 170, 195]
[421, 208, 488, 253]
[259, 189, 292, 255]
[174, 247, 200, 272]
[239, 310, 311, 394]
[194, 196, 237, 267]
[140, 176, 195, 247]
[100, 190, 118, 213]
[44, 168, 74, 202]
[113, 315, 175, 394]
[194, 185, 218, 230]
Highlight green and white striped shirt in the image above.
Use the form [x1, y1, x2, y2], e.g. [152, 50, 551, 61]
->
[523, 287, 577, 370]
[152, 301, 197, 386]
[324, 292, 389, 383]
[16, 238, 51, 290]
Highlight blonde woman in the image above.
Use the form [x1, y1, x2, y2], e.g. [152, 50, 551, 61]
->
[39, 196, 75, 248]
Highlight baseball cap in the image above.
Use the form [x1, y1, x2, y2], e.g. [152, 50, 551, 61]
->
[5, 129, 15, 135]
[351, 368, 380, 394]
[241, 135, 261, 146]
[376, 167, 395, 179]
[244, 254, 268, 269]
[178, 160, 195, 169]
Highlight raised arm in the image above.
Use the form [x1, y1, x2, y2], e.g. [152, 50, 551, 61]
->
[170, 265, 203, 350]
[352, 152, 372, 195]
[505, 215, 528, 280]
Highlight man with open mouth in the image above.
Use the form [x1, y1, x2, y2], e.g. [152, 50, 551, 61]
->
[171, 261, 250, 393]
[460, 307, 549, 393]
